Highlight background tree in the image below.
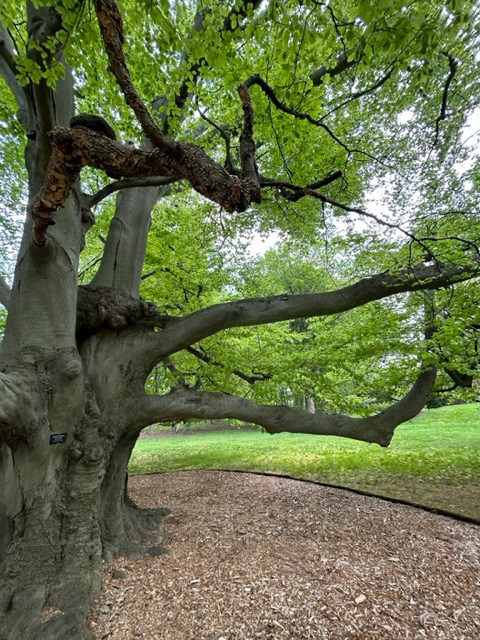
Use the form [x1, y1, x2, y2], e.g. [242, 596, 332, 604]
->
[0, 0, 479, 638]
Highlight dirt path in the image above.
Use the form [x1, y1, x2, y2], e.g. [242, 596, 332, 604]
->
[89, 471, 480, 639]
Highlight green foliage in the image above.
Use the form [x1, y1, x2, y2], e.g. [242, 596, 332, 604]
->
[2, 0, 480, 413]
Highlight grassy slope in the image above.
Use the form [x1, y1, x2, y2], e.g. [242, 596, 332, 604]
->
[129, 403, 480, 519]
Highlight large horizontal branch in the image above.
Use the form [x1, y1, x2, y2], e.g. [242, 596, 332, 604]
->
[31, 126, 261, 245]
[129, 367, 436, 447]
[0, 274, 11, 311]
[149, 260, 479, 358]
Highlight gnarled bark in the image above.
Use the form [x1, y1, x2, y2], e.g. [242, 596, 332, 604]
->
[31, 126, 261, 245]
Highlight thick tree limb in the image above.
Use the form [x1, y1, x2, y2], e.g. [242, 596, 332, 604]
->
[433, 52, 458, 147]
[31, 126, 260, 244]
[130, 367, 436, 447]
[149, 260, 479, 358]
[444, 368, 473, 388]
[93, 0, 177, 154]
[237, 84, 261, 202]
[0, 275, 10, 311]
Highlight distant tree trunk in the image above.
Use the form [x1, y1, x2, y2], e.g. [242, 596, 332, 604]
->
[306, 396, 316, 414]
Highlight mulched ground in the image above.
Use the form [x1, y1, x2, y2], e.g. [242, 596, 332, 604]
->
[88, 471, 480, 640]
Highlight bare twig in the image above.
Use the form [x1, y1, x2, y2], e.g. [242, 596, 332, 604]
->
[433, 52, 458, 147]
[186, 345, 272, 385]
[197, 109, 235, 171]
[87, 176, 181, 208]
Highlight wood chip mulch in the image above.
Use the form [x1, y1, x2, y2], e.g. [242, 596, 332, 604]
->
[88, 471, 480, 640]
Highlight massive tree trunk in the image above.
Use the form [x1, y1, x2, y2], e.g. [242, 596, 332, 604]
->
[0, 362, 170, 640]
[0, 7, 167, 636]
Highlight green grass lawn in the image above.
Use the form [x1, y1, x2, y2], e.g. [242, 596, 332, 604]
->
[129, 403, 480, 519]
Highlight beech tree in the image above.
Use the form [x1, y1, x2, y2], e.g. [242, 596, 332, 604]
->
[0, 0, 479, 637]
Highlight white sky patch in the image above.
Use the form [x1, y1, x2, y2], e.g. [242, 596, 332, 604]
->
[397, 109, 415, 125]
[245, 232, 279, 256]
[462, 107, 480, 145]
[453, 107, 480, 178]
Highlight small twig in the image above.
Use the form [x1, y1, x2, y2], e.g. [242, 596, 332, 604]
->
[87, 176, 181, 208]
[197, 108, 235, 172]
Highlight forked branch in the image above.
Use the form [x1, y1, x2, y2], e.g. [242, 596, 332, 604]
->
[186, 345, 272, 385]
[31, 126, 260, 245]
[243, 74, 381, 161]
